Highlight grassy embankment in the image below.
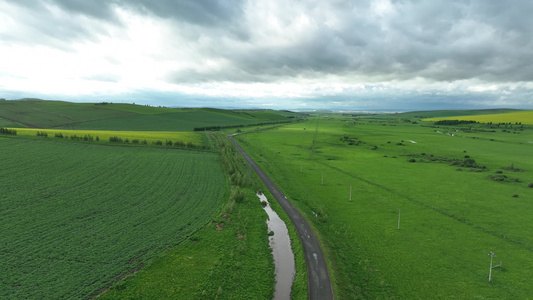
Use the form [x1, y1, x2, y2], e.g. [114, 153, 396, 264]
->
[234, 111, 533, 299]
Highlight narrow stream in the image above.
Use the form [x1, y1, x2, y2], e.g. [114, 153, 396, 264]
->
[257, 192, 296, 300]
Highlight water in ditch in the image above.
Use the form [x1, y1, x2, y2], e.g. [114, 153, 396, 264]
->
[257, 192, 296, 300]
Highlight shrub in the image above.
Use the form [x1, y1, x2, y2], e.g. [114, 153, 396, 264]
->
[0, 127, 17, 135]
[230, 188, 245, 203]
[132, 139, 140, 144]
[503, 164, 523, 172]
[109, 136, 122, 143]
[528, 183, 533, 188]
[408, 158, 416, 163]
[513, 194, 519, 198]
[488, 174, 507, 182]
[54, 133, 64, 138]
[166, 140, 173, 146]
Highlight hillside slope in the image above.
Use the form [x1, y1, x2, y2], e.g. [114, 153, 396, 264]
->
[0, 99, 301, 130]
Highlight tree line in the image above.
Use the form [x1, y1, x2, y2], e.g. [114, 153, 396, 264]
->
[193, 120, 293, 131]
[0, 127, 17, 135]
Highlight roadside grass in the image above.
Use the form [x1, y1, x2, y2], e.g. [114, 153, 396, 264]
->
[0, 138, 226, 299]
[12, 128, 205, 147]
[235, 117, 533, 298]
[424, 110, 533, 125]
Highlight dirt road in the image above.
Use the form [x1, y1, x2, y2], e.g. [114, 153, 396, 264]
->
[229, 135, 334, 300]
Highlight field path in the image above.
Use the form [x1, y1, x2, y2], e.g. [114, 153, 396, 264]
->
[229, 135, 334, 300]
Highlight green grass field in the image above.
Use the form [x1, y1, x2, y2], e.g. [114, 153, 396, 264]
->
[235, 116, 533, 298]
[0, 99, 301, 130]
[0, 137, 226, 299]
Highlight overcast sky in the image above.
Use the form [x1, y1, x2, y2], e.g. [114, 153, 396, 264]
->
[1, 0, 533, 110]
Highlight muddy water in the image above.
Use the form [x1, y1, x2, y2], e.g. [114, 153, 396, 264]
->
[257, 192, 295, 300]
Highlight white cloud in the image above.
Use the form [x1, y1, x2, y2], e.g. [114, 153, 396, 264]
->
[1, 0, 533, 110]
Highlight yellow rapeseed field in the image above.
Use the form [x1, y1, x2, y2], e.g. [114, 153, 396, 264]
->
[14, 128, 203, 145]
[424, 110, 533, 124]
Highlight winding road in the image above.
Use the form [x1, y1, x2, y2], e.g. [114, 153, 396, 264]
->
[229, 135, 334, 300]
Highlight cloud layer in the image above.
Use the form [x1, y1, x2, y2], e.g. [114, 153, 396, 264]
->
[1, 0, 532, 109]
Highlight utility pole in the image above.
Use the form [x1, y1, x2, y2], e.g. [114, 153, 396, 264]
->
[321, 172, 324, 185]
[398, 208, 401, 230]
[488, 251, 495, 282]
[349, 185, 352, 201]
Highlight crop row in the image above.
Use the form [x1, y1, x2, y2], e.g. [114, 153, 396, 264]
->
[0, 138, 226, 299]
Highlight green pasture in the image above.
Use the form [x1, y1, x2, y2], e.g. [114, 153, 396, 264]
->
[0, 138, 226, 299]
[0, 99, 300, 130]
[235, 117, 533, 298]
[67, 110, 287, 132]
[0, 99, 134, 128]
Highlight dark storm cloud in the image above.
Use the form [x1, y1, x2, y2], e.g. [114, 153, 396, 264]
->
[1, 0, 119, 50]
[149, 0, 533, 85]
[8, 0, 533, 84]
[128, 0, 244, 27]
